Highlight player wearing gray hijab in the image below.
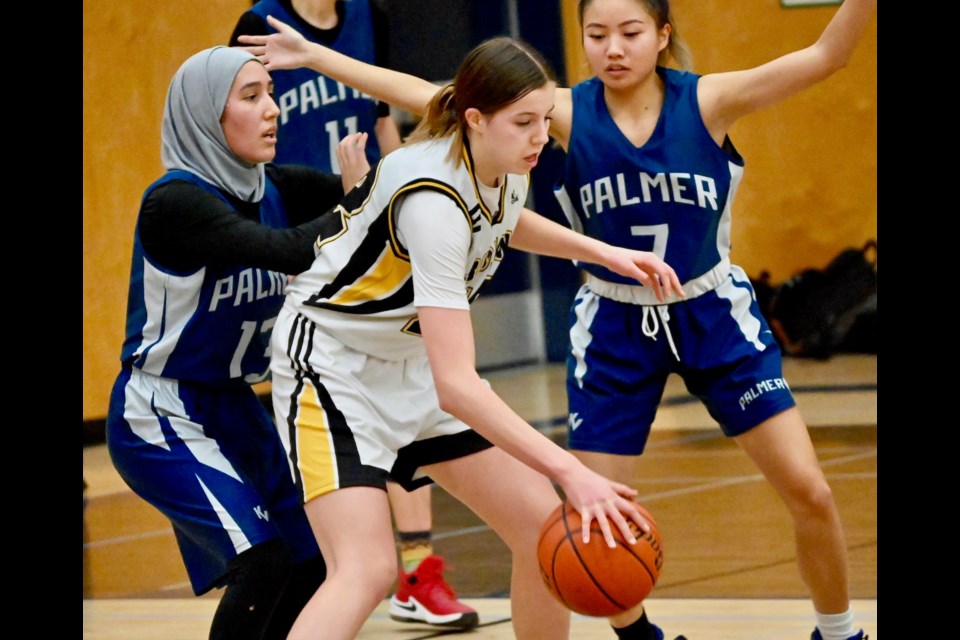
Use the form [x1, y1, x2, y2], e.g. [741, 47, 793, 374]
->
[162, 46, 266, 201]
[105, 45, 366, 640]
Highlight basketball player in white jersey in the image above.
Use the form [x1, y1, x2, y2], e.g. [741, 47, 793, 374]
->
[242, 31, 684, 640]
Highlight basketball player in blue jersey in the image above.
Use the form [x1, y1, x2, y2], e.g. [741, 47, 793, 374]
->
[240, 1, 876, 638]
[105, 46, 370, 640]
[229, 1, 477, 628]
[229, 0, 400, 172]
[237, 31, 684, 640]
[546, 3, 876, 639]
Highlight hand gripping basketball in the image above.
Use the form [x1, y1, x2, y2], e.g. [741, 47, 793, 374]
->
[537, 499, 663, 617]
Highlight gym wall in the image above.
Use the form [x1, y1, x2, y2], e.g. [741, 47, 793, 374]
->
[83, 0, 876, 421]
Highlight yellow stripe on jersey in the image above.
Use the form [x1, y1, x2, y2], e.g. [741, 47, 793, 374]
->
[325, 243, 412, 306]
[295, 380, 339, 501]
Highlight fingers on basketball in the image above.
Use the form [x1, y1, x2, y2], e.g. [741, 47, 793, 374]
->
[537, 499, 664, 618]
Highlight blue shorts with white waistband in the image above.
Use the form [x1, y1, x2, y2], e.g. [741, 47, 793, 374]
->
[566, 265, 796, 456]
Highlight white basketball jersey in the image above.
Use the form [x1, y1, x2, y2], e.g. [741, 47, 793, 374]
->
[285, 136, 530, 360]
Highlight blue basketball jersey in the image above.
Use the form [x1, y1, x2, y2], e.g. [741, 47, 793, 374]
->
[556, 69, 796, 446]
[119, 171, 290, 386]
[555, 69, 745, 286]
[249, 0, 382, 172]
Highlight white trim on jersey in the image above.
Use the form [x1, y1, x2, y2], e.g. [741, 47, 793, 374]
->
[136, 261, 205, 373]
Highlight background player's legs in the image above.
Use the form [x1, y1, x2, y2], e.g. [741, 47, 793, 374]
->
[735, 407, 858, 638]
[387, 482, 436, 571]
[386, 482, 479, 627]
[426, 448, 570, 640]
[572, 451, 669, 638]
[287, 487, 397, 640]
[570, 450, 637, 484]
[260, 553, 326, 640]
[208, 539, 292, 640]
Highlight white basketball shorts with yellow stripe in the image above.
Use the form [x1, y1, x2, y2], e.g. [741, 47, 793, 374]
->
[270, 304, 494, 505]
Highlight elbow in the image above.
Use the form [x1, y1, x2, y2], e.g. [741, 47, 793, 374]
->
[813, 43, 854, 78]
[433, 377, 473, 417]
[434, 385, 462, 416]
[802, 58, 848, 91]
[826, 55, 850, 76]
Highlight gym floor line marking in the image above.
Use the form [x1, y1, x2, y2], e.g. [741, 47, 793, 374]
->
[655, 539, 877, 593]
[648, 444, 876, 458]
[83, 528, 175, 549]
[84, 449, 875, 551]
[636, 450, 876, 503]
[632, 471, 876, 483]
[428, 450, 877, 542]
[401, 616, 513, 639]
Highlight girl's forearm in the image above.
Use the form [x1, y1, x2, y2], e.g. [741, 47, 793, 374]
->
[301, 42, 439, 116]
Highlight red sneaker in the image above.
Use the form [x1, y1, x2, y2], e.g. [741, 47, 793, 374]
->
[388, 555, 479, 628]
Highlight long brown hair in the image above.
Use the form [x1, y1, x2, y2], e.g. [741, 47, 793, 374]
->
[406, 36, 557, 165]
[578, 0, 693, 70]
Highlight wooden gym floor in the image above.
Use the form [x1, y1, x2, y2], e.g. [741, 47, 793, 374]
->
[83, 354, 877, 639]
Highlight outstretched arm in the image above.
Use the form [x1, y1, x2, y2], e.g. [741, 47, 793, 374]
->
[237, 14, 440, 116]
[510, 208, 685, 302]
[698, 0, 876, 141]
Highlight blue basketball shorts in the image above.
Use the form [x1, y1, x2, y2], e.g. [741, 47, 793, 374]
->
[105, 366, 320, 595]
[566, 265, 796, 455]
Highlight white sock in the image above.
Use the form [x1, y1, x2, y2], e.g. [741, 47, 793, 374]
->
[815, 609, 857, 640]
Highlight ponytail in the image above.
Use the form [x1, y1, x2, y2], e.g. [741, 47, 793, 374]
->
[406, 84, 465, 163]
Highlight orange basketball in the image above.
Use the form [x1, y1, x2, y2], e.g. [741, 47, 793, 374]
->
[536, 499, 663, 617]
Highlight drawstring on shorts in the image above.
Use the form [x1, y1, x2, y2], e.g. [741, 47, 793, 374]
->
[641, 305, 679, 361]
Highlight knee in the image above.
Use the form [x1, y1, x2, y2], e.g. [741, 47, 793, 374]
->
[336, 551, 397, 602]
[366, 555, 399, 602]
[209, 541, 297, 640]
[227, 539, 293, 590]
[288, 553, 326, 594]
[787, 475, 837, 522]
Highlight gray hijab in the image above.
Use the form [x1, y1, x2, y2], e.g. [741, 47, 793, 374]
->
[161, 46, 266, 202]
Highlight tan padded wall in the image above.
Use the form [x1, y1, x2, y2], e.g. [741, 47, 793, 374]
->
[561, 0, 877, 278]
[83, 0, 250, 420]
